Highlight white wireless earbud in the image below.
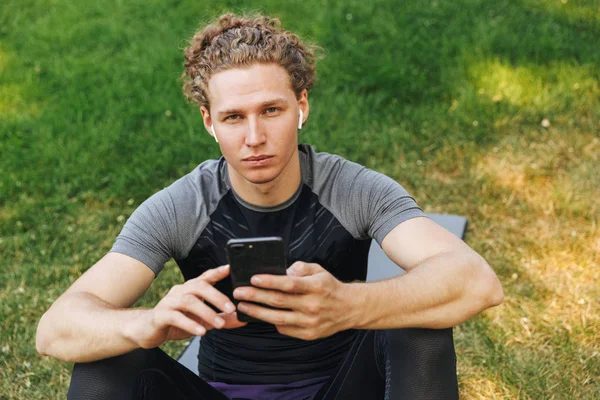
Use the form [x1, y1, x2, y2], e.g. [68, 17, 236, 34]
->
[298, 109, 303, 130]
[210, 125, 218, 143]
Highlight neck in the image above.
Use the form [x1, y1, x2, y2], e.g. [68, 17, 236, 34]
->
[227, 150, 301, 208]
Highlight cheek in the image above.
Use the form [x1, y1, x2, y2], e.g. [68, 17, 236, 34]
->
[219, 132, 244, 149]
[217, 138, 243, 163]
[269, 117, 298, 144]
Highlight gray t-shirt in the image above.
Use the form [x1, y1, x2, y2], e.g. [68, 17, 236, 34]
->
[111, 144, 425, 385]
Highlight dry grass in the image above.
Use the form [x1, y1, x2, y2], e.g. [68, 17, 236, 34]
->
[445, 129, 599, 398]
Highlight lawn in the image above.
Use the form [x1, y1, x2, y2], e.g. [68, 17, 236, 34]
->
[1, 0, 599, 398]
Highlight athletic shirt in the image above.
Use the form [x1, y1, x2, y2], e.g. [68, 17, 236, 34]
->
[111, 144, 425, 389]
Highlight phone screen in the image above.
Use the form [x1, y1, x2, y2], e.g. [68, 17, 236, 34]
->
[226, 237, 287, 323]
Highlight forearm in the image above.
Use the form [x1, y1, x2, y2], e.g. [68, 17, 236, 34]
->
[36, 291, 149, 363]
[347, 251, 503, 330]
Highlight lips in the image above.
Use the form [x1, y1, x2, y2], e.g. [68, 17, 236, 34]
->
[241, 155, 274, 167]
[243, 155, 272, 161]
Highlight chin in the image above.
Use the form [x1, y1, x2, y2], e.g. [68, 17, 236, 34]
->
[243, 168, 281, 185]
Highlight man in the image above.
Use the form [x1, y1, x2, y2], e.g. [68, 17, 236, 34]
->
[36, 13, 503, 400]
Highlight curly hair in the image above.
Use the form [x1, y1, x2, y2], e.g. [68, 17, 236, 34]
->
[181, 13, 321, 110]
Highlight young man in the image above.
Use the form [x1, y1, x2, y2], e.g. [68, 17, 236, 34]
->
[36, 13, 503, 400]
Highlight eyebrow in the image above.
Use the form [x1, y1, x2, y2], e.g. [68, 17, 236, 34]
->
[216, 97, 288, 117]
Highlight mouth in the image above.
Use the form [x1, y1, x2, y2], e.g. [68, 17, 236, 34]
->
[242, 155, 273, 162]
[242, 155, 274, 167]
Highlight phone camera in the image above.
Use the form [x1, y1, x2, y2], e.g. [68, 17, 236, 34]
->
[231, 244, 244, 252]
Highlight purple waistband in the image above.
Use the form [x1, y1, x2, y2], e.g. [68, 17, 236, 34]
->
[208, 375, 330, 400]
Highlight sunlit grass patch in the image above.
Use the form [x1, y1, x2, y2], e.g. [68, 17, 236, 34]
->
[476, 132, 599, 218]
[0, 83, 40, 120]
[455, 129, 600, 397]
[458, 366, 514, 399]
[422, 120, 600, 397]
[474, 131, 598, 319]
[469, 58, 599, 116]
[0, 46, 41, 121]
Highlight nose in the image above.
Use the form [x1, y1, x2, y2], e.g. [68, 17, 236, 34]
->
[244, 117, 267, 147]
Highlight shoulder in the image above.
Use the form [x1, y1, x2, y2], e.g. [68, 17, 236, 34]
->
[166, 157, 225, 194]
[299, 144, 364, 190]
[299, 144, 398, 194]
[299, 143, 356, 167]
[157, 157, 229, 211]
[117, 157, 230, 263]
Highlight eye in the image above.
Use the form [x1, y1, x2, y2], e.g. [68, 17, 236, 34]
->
[225, 114, 241, 121]
[265, 107, 280, 114]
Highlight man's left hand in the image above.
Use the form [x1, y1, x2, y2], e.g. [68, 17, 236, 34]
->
[232, 261, 358, 340]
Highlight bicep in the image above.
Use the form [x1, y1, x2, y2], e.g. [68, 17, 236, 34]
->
[63, 252, 155, 308]
[381, 216, 475, 271]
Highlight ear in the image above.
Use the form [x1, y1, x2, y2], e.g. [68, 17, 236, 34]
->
[200, 106, 215, 139]
[297, 90, 309, 126]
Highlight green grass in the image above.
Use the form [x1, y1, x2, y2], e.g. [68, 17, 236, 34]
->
[1, 0, 599, 398]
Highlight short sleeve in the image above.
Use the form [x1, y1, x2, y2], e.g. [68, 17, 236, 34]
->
[110, 189, 178, 276]
[306, 147, 426, 246]
[109, 160, 228, 277]
[351, 167, 426, 244]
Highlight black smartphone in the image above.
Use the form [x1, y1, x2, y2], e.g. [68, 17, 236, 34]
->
[226, 236, 288, 323]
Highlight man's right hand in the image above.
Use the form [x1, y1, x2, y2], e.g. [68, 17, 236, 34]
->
[134, 265, 247, 349]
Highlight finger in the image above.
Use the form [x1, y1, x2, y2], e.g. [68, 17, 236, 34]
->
[286, 262, 323, 277]
[234, 286, 296, 309]
[186, 273, 237, 314]
[195, 265, 231, 285]
[156, 308, 207, 337]
[185, 311, 246, 331]
[237, 301, 300, 326]
[275, 324, 318, 341]
[250, 274, 313, 294]
[171, 292, 227, 330]
[220, 312, 248, 329]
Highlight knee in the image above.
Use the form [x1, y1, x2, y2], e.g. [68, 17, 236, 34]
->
[67, 348, 160, 400]
[384, 328, 458, 400]
[386, 327, 456, 364]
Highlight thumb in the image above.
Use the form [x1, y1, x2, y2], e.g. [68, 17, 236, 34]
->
[221, 312, 248, 329]
[287, 262, 321, 277]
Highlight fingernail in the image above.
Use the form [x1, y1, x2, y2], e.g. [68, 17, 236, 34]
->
[196, 326, 206, 335]
[252, 276, 262, 284]
[225, 302, 235, 313]
[238, 303, 248, 312]
[214, 316, 225, 328]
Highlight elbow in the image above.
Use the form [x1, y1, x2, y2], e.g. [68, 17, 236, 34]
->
[35, 308, 70, 361]
[35, 313, 52, 357]
[36, 338, 49, 358]
[484, 275, 504, 308]
[470, 254, 504, 310]
[35, 316, 73, 362]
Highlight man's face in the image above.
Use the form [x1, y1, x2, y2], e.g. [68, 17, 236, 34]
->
[200, 63, 309, 186]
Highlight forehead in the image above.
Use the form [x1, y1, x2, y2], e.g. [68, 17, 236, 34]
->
[207, 63, 296, 111]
